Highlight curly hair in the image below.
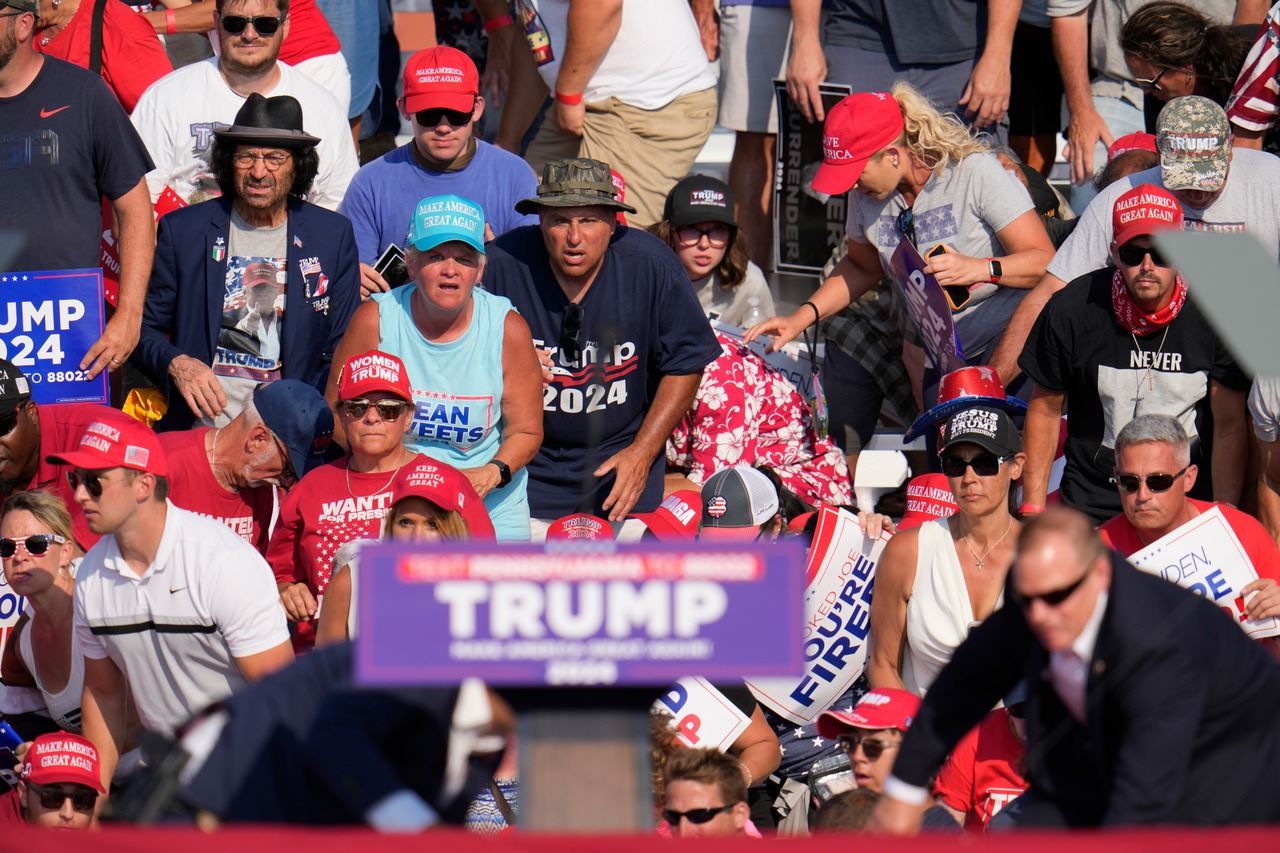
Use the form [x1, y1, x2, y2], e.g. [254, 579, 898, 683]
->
[1120, 1, 1250, 105]
[209, 140, 320, 202]
[886, 81, 990, 172]
[648, 219, 752, 289]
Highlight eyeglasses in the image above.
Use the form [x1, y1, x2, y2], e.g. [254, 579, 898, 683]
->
[1011, 563, 1093, 609]
[271, 435, 298, 484]
[939, 453, 1010, 478]
[232, 151, 292, 171]
[28, 783, 98, 812]
[1006, 703, 1027, 721]
[1111, 466, 1189, 494]
[340, 398, 410, 422]
[220, 14, 283, 35]
[1116, 242, 1170, 268]
[560, 302, 585, 363]
[675, 224, 731, 248]
[67, 469, 117, 500]
[836, 733, 901, 762]
[414, 104, 475, 128]
[1134, 66, 1169, 92]
[662, 804, 736, 826]
[896, 208, 917, 249]
[0, 402, 26, 437]
[0, 534, 67, 559]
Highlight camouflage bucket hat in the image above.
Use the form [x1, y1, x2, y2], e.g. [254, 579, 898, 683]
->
[1156, 96, 1230, 192]
[515, 157, 637, 215]
[1, 0, 38, 13]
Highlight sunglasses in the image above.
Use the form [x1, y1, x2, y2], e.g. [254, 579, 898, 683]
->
[271, 435, 297, 484]
[0, 533, 67, 559]
[1110, 466, 1189, 494]
[414, 105, 475, 127]
[1012, 564, 1093, 609]
[1116, 243, 1170, 267]
[28, 783, 98, 812]
[675, 224, 731, 249]
[1134, 66, 1169, 92]
[340, 398, 410, 422]
[940, 453, 1009, 478]
[0, 403, 24, 437]
[836, 733, 901, 762]
[1006, 703, 1027, 721]
[896, 208, 917, 249]
[220, 14, 283, 34]
[662, 804, 736, 826]
[67, 469, 116, 500]
[560, 302, 585, 363]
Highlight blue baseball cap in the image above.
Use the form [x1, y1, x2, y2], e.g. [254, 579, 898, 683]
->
[406, 194, 486, 254]
[253, 380, 334, 479]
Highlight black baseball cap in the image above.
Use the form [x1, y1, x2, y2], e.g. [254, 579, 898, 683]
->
[664, 174, 737, 228]
[939, 407, 1021, 456]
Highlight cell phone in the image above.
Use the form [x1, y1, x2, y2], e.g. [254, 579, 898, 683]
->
[807, 752, 856, 803]
[373, 243, 410, 289]
[0, 719, 24, 791]
[925, 244, 950, 259]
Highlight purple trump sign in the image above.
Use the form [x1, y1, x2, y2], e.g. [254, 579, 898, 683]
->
[355, 541, 805, 687]
[887, 240, 965, 373]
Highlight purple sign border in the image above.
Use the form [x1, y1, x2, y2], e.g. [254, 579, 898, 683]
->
[887, 240, 966, 373]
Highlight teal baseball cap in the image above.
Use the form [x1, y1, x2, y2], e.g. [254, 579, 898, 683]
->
[406, 194, 486, 254]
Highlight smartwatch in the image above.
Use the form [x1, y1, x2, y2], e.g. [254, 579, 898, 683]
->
[489, 459, 512, 489]
[988, 258, 1003, 283]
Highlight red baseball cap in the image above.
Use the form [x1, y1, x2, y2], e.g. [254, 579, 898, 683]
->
[46, 412, 167, 476]
[390, 457, 495, 538]
[546, 513, 614, 540]
[21, 733, 106, 793]
[1108, 131, 1158, 162]
[896, 473, 957, 530]
[631, 489, 700, 541]
[338, 350, 412, 402]
[811, 91, 905, 195]
[1112, 183, 1184, 248]
[402, 46, 479, 114]
[816, 688, 921, 738]
[903, 365, 1027, 443]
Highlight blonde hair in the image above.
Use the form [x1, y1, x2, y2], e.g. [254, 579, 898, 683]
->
[2, 489, 75, 544]
[887, 81, 989, 172]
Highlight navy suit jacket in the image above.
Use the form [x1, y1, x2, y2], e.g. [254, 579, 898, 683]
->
[893, 554, 1280, 827]
[133, 196, 360, 430]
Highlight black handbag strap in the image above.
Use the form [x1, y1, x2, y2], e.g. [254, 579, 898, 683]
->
[88, 0, 108, 76]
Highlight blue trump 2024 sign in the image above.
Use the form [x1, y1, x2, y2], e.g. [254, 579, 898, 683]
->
[356, 541, 805, 687]
[0, 269, 107, 405]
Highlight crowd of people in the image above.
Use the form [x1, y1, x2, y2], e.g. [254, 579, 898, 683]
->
[3, 0, 1280, 838]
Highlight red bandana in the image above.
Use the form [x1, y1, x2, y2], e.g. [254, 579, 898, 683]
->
[1111, 268, 1187, 335]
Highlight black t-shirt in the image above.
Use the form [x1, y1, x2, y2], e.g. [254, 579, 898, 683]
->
[1019, 268, 1249, 523]
[0, 57, 154, 272]
[485, 226, 721, 518]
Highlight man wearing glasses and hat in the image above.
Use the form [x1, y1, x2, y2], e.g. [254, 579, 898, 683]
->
[484, 158, 720, 538]
[133, 93, 359, 432]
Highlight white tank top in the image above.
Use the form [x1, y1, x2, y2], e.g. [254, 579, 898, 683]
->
[18, 617, 84, 733]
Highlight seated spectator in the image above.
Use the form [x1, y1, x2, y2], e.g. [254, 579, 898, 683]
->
[1121, 2, 1250, 110]
[630, 490, 701, 542]
[661, 747, 752, 838]
[270, 350, 422, 651]
[316, 456, 493, 647]
[159, 381, 332, 553]
[869, 407, 1023, 694]
[697, 465, 782, 542]
[932, 684, 1029, 831]
[1093, 136, 1161, 194]
[896, 474, 959, 530]
[646, 174, 774, 327]
[811, 787, 880, 833]
[0, 733, 104, 829]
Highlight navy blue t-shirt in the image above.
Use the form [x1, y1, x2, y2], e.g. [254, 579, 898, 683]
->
[0, 57, 154, 272]
[485, 226, 721, 518]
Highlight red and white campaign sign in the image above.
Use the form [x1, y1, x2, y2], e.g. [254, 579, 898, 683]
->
[746, 506, 888, 724]
[654, 677, 752, 752]
[1129, 506, 1280, 639]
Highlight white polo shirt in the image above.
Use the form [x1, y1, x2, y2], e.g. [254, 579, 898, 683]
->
[74, 502, 290, 736]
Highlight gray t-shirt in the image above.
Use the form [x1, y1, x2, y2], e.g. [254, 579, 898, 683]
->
[693, 262, 775, 327]
[1045, 148, 1280, 285]
[1249, 376, 1280, 443]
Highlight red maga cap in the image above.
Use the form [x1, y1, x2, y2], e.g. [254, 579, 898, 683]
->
[46, 413, 167, 476]
[1112, 183, 1183, 248]
[631, 489, 700, 541]
[1108, 132, 1158, 162]
[339, 350, 412, 402]
[546, 513, 614, 541]
[402, 46, 479, 114]
[896, 473, 958, 530]
[816, 688, 922, 738]
[811, 92, 904, 195]
[390, 457, 495, 538]
[22, 733, 105, 793]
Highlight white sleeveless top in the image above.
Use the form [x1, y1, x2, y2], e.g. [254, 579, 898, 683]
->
[18, 617, 84, 733]
[901, 518, 1003, 696]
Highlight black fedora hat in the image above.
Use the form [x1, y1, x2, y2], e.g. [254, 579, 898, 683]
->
[213, 93, 321, 149]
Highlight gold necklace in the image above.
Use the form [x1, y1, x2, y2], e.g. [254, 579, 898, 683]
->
[345, 450, 408, 497]
[960, 517, 1014, 571]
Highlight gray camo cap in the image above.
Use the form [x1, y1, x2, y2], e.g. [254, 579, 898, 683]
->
[1157, 96, 1231, 193]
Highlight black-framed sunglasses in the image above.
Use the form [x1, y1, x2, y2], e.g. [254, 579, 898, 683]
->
[836, 733, 901, 762]
[662, 804, 736, 826]
[896, 208, 917, 249]
[271, 435, 297, 484]
[1110, 466, 1189, 494]
[66, 469, 115, 499]
[560, 302, 585, 362]
[1116, 243, 1170, 267]
[940, 452, 1010, 478]
[414, 103, 476, 128]
[220, 14, 283, 34]
[340, 398, 411, 422]
[1134, 66, 1169, 92]
[28, 783, 98, 812]
[1006, 703, 1028, 721]
[0, 533, 68, 559]
[675, 224, 731, 249]
[1011, 564, 1093, 610]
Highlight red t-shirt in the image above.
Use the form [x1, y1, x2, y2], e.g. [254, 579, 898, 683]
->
[933, 708, 1028, 831]
[277, 0, 342, 65]
[1100, 499, 1280, 583]
[27, 403, 112, 552]
[266, 455, 419, 650]
[158, 428, 276, 554]
[0, 788, 24, 827]
[34, 0, 173, 113]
